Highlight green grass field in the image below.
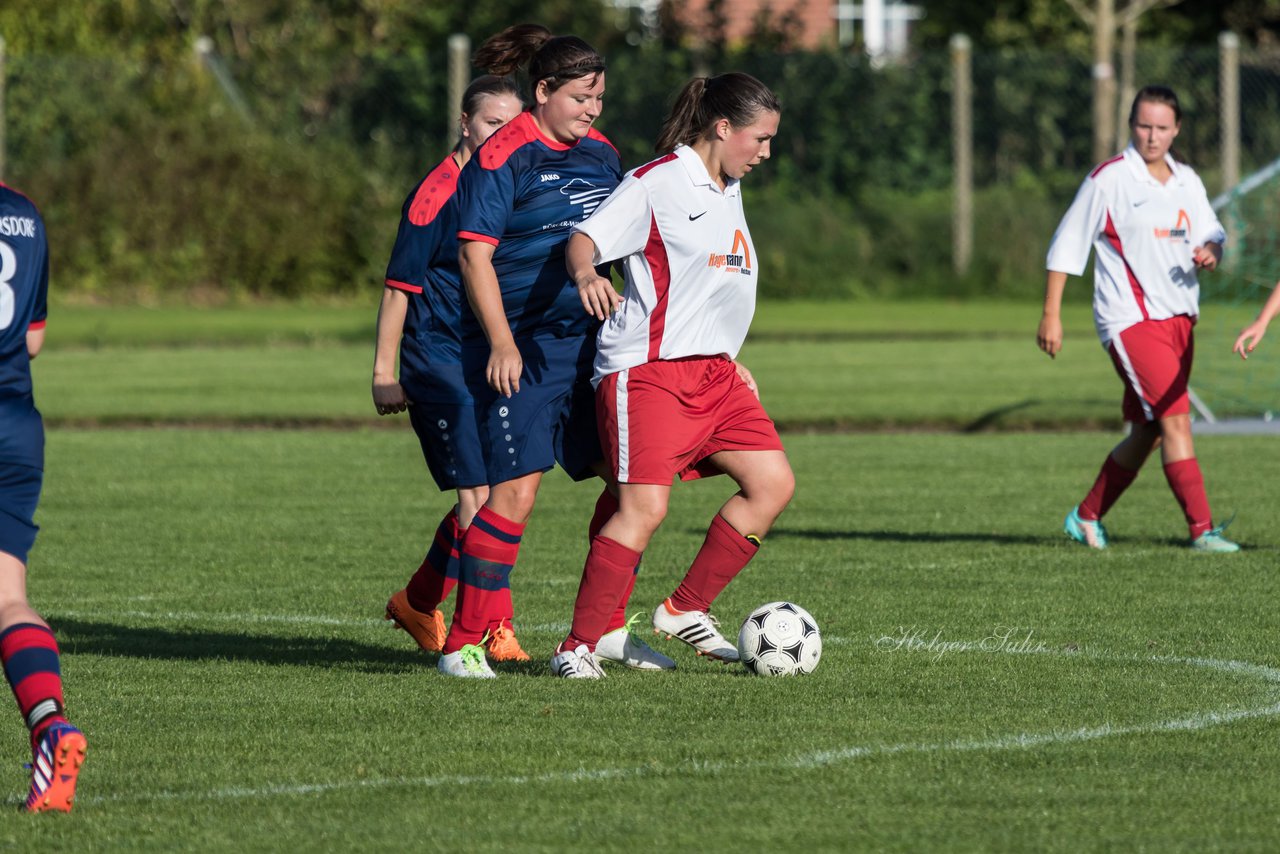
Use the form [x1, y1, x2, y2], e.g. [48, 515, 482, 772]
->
[8, 301, 1280, 850]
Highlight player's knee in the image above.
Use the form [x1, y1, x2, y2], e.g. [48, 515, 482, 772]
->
[487, 481, 539, 524]
[622, 492, 669, 533]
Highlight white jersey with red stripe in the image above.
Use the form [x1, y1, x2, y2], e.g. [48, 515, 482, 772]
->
[1046, 144, 1225, 347]
[572, 144, 757, 386]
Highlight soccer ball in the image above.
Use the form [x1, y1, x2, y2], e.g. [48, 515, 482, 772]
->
[737, 601, 822, 676]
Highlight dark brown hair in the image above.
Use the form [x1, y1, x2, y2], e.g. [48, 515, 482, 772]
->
[654, 72, 781, 154]
[460, 74, 522, 119]
[473, 24, 605, 99]
[1128, 84, 1182, 127]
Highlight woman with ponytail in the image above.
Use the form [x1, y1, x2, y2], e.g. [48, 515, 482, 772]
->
[1040, 85, 1238, 553]
[374, 75, 525, 661]
[554, 73, 794, 677]
[437, 25, 672, 678]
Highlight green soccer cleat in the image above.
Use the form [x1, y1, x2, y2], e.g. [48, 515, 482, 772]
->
[1191, 518, 1240, 553]
[1064, 506, 1108, 550]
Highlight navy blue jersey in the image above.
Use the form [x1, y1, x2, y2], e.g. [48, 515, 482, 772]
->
[0, 184, 48, 467]
[456, 111, 621, 342]
[384, 153, 473, 403]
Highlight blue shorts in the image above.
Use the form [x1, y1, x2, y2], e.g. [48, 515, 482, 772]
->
[0, 463, 42, 564]
[468, 335, 602, 485]
[407, 399, 487, 490]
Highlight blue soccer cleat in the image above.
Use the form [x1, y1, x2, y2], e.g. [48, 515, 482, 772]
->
[1064, 506, 1108, 550]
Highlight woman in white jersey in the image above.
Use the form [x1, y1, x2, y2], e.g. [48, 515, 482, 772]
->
[549, 73, 794, 678]
[1039, 85, 1238, 553]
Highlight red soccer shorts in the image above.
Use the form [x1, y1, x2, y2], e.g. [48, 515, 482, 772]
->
[596, 357, 784, 485]
[1107, 314, 1195, 422]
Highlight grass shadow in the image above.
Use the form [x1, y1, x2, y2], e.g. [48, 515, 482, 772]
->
[768, 528, 1057, 546]
[53, 617, 428, 673]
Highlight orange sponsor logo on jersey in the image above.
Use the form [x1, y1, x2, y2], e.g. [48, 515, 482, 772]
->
[707, 230, 753, 275]
[1154, 209, 1191, 240]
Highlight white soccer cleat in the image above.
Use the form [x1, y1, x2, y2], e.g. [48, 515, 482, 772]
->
[594, 617, 676, 671]
[550, 643, 607, 679]
[652, 598, 739, 662]
[437, 643, 496, 678]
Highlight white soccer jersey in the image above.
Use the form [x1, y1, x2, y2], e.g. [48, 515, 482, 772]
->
[572, 144, 758, 385]
[1046, 144, 1226, 347]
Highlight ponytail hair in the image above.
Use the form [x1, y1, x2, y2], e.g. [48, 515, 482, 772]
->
[474, 24, 605, 99]
[654, 72, 781, 154]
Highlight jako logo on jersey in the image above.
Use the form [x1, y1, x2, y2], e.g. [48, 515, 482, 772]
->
[560, 178, 611, 216]
[540, 173, 561, 182]
[0, 216, 36, 238]
[707, 229, 753, 275]
[1154, 209, 1191, 240]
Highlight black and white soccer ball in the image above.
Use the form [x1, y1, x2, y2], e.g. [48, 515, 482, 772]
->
[737, 601, 822, 676]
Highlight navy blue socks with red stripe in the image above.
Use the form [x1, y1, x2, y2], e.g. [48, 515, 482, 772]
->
[442, 506, 524, 654]
[405, 508, 462, 612]
[0, 623, 67, 745]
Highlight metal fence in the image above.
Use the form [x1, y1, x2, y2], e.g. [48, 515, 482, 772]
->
[1, 36, 1278, 296]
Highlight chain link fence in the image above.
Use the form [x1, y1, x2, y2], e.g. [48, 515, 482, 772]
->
[2, 38, 1279, 299]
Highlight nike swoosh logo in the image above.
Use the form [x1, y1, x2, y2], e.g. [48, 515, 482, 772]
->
[689, 211, 707, 220]
[1134, 200, 1148, 207]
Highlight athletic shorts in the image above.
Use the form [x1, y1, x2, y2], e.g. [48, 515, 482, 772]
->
[1107, 315, 1195, 422]
[596, 356, 784, 485]
[406, 399, 487, 491]
[0, 463, 42, 564]
[468, 334, 601, 485]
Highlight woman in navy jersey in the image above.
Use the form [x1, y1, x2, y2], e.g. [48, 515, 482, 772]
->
[1039, 85, 1238, 553]
[0, 184, 86, 811]
[437, 24, 672, 677]
[554, 73, 794, 678]
[373, 76, 530, 661]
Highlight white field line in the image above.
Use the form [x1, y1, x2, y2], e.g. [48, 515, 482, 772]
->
[41, 612, 1280, 808]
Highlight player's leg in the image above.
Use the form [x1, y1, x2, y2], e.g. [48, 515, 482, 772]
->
[651, 360, 791, 661]
[655, 448, 794, 662]
[584, 482, 639, 635]
[0, 558, 85, 813]
[388, 401, 490, 651]
[556, 481, 673, 677]
[1133, 318, 1235, 550]
[1158, 413, 1236, 550]
[1068, 322, 1165, 548]
[438, 471, 541, 677]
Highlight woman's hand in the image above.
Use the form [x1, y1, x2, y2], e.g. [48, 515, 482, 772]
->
[577, 271, 622, 321]
[372, 376, 411, 415]
[487, 340, 523, 398]
[733, 360, 759, 399]
[1234, 319, 1269, 360]
[1037, 314, 1063, 359]
[1193, 243, 1222, 271]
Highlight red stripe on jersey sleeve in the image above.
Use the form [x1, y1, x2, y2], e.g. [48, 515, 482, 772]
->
[477, 112, 553, 169]
[1090, 154, 1125, 178]
[385, 278, 424, 294]
[27, 320, 46, 331]
[644, 212, 672, 362]
[633, 152, 678, 179]
[407, 156, 460, 226]
[1103, 211, 1150, 321]
[458, 231, 499, 247]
